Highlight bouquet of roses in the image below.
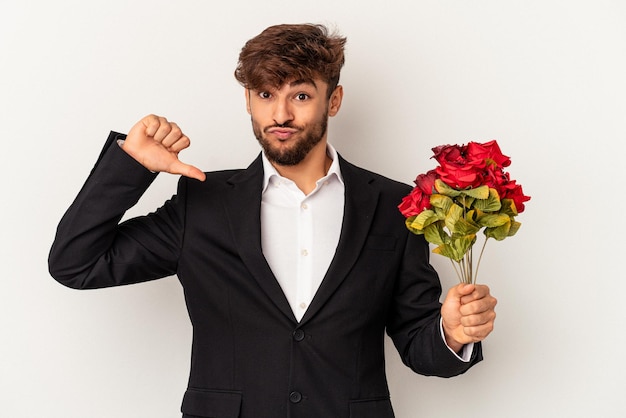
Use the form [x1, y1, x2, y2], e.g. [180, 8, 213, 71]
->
[398, 140, 530, 284]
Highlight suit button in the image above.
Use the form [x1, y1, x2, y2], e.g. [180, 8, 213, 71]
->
[289, 391, 302, 403]
[292, 329, 305, 341]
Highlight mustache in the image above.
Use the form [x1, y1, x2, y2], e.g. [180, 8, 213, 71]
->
[265, 122, 299, 131]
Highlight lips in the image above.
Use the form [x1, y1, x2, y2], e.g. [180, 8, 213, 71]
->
[267, 127, 298, 140]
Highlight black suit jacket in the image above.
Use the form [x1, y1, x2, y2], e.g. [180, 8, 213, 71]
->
[49, 132, 482, 418]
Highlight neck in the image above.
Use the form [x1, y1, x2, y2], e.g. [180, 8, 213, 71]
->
[272, 140, 331, 195]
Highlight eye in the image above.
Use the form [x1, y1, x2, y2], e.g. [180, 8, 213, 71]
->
[258, 91, 272, 99]
[295, 93, 309, 101]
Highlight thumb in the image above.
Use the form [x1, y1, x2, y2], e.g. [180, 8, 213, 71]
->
[448, 283, 475, 298]
[169, 160, 206, 182]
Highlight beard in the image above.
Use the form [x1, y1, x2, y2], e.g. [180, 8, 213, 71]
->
[252, 111, 328, 166]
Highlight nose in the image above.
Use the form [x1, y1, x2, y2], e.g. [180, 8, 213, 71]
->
[273, 97, 294, 126]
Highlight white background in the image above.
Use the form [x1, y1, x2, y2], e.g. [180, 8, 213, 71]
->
[1, 1, 625, 417]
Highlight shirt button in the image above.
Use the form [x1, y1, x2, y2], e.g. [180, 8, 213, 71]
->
[289, 391, 302, 403]
[301, 203, 308, 210]
[299, 302, 307, 310]
[301, 249, 308, 256]
[293, 329, 305, 342]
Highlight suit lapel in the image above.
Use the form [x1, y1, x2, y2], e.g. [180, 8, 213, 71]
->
[223, 154, 296, 322]
[300, 155, 380, 324]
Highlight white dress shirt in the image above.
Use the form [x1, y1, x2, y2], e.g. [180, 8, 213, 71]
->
[260, 144, 344, 322]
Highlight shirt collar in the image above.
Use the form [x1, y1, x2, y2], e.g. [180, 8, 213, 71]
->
[261, 143, 344, 194]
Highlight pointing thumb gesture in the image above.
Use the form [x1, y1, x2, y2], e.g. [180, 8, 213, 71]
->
[121, 114, 206, 182]
[167, 158, 207, 182]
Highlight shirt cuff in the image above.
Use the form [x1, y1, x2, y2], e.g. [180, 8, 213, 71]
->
[439, 317, 474, 362]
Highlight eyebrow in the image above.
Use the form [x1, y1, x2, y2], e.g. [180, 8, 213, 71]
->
[288, 79, 318, 89]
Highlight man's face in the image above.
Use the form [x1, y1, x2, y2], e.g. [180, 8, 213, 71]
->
[246, 79, 341, 166]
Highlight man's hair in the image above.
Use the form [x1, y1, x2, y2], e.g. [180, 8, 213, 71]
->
[234, 23, 346, 98]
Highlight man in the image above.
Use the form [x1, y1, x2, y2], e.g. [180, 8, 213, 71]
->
[49, 23, 496, 418]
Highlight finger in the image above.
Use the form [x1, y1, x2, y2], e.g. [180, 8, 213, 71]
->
[168, 159, 206, 182]
[161, 123, 185, 148]
[460, 309, 496, 327]
[460, 296, 497, 316]
[167, 135, 191, 153]
[460, 284, 491, 305]
[447, 283, 475, 301]
[152, 116, 173, 142]
[143, 114, 163, 137]
[461, 322, 494, 341]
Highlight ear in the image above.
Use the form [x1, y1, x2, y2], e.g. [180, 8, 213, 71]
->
[328, 85, 343, 117]
[245, 89, 252, 114]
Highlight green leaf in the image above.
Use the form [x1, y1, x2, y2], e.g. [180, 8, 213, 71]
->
[484, 220, 511, 241]
[432, 244, 460, 261]
[430, 194, 453, 213]
[508, 220, 521, 237]
[452, 217, 481, 236]
[473, 188, 502, 212]
[405, 216, 424, 235]
[434, 179, 462, 197]
[433, 235, 476, 261]
[434, 206, 448, 220]
[406, 210, 439, 233]
[459, 234, 478, 254]
[500, 198, 519, 217]
[478, 214, 510, 228]
[462, 185, 490, 200]
[444, 203, 464, 232]
[417, 210, 440, 228]
[423, 222, 448, 246]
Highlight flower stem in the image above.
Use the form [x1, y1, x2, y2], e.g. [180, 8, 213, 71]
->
[450, 259, 462, 283]
[473, 237, 489, 284]
[465, 254, 471, 284]
[467, 246, 473, 284]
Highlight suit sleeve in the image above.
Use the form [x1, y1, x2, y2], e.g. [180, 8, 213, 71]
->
[48, 131, 186, 289]
[386, 231, 483, 378]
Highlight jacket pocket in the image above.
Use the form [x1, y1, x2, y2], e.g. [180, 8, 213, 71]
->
[349, 397, 394, 418]
[181, 388, 242, 418]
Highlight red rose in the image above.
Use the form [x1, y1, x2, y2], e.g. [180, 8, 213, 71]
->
[415, 169, 438, 194]
[398, 187, 431, 217]
[502, 182, 531, 213]
[432, 144, 465, 165]
[398, 169, 438, 217]
[484, 166, 509, 193]
[432, 144, 484, 189]
[486, 169, 530, 213]
[466, 140, 511, 169]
